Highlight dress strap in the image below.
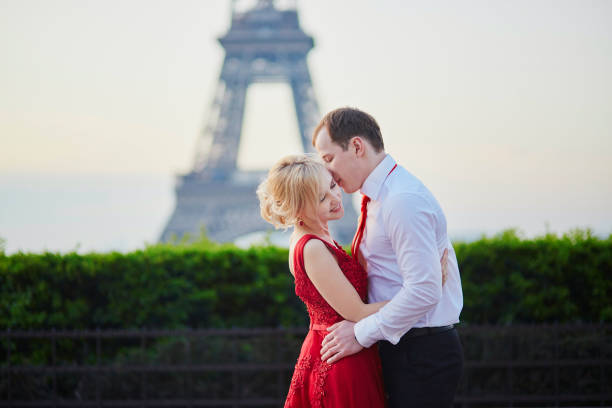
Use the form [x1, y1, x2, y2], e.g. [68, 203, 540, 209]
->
[293, 234, 342, 276]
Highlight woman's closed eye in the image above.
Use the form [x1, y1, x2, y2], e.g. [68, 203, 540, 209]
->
[319, 182, 336, 202]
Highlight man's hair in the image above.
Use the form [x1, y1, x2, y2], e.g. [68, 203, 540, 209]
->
[312, 107, 384, 152]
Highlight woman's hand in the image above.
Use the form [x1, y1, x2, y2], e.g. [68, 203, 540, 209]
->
[441, 248, 449, 286]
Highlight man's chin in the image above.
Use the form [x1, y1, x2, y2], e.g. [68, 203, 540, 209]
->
[337, 179, 358, 194]
[341, 186, 358, 194]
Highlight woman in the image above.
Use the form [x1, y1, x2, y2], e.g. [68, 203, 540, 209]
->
[257, 154, 387, 407]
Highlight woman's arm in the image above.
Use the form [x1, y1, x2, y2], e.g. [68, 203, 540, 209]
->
[302, 239, 388, 322]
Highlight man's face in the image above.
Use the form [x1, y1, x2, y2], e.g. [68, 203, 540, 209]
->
[314, 127, 363, 194]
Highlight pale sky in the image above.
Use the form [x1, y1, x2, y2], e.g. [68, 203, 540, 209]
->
[1, 0, 611, 252]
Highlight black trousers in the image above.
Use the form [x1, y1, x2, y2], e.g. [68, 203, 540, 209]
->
[378, 327, 463, 408]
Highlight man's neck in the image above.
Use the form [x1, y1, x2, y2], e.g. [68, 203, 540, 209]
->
[364, 151, 387, 180]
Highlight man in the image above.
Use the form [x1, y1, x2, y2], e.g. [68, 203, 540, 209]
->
[313, 107, 464, 407]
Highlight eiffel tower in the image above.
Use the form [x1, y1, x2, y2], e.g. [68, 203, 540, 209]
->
[160, 0, 358, 244]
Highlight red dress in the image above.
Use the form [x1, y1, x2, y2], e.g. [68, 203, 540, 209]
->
[284, 234, 386, 408]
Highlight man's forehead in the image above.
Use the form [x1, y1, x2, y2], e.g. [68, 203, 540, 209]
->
[314, 128, 335, 153]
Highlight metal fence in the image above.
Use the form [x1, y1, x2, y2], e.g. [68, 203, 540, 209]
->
[1, 324, 611, 407]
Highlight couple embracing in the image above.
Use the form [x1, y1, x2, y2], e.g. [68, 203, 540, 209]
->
[257, 107, 464, 407]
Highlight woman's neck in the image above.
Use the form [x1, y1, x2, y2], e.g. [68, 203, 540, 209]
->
[295, 222, 333, 242]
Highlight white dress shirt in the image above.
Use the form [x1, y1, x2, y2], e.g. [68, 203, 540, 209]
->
[354, 154, 463, 348]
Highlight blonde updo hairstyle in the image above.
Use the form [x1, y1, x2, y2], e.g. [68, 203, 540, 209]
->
[257, 154, 327, 229]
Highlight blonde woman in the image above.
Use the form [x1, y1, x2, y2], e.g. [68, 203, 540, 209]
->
[257, 154, 387, 407]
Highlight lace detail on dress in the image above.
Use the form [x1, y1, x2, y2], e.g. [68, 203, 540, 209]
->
[285, 354, 334, 408]
[313, 361, 332, 408]
[285, 354, 313, 402]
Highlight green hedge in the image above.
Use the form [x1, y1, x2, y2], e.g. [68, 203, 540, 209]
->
[1, 229, 610, 329]
[457, 229, 612, 323]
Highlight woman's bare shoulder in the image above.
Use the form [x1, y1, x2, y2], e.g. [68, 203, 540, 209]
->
[303, 239, 336, 266]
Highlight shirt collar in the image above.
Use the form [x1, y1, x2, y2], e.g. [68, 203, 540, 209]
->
[360, 154, 396, 201]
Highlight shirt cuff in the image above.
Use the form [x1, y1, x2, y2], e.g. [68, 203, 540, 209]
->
[354, 313, 383, 348]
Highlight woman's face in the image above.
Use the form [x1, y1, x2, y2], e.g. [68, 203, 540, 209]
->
[311, 170, 344, 223]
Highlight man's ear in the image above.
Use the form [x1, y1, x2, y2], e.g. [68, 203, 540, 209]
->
[351, 136, 366, 158]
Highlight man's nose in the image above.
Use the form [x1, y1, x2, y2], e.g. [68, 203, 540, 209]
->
[328, 169, 338, 182]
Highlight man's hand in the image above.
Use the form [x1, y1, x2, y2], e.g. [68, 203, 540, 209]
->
[441, 248, 449, 286]
[320, 320, 363, 364]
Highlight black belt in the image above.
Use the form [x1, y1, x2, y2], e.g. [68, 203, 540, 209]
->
[402, 324, 454, 340]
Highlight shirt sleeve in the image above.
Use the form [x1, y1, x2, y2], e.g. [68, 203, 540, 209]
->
[354, 192, 443, 347]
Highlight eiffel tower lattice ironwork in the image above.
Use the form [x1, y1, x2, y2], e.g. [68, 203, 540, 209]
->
[160, 0, 358, 244]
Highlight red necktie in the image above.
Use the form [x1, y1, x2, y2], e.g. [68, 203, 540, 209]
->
[351, 164, 397, 263]
[351, 194, 370, 263]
